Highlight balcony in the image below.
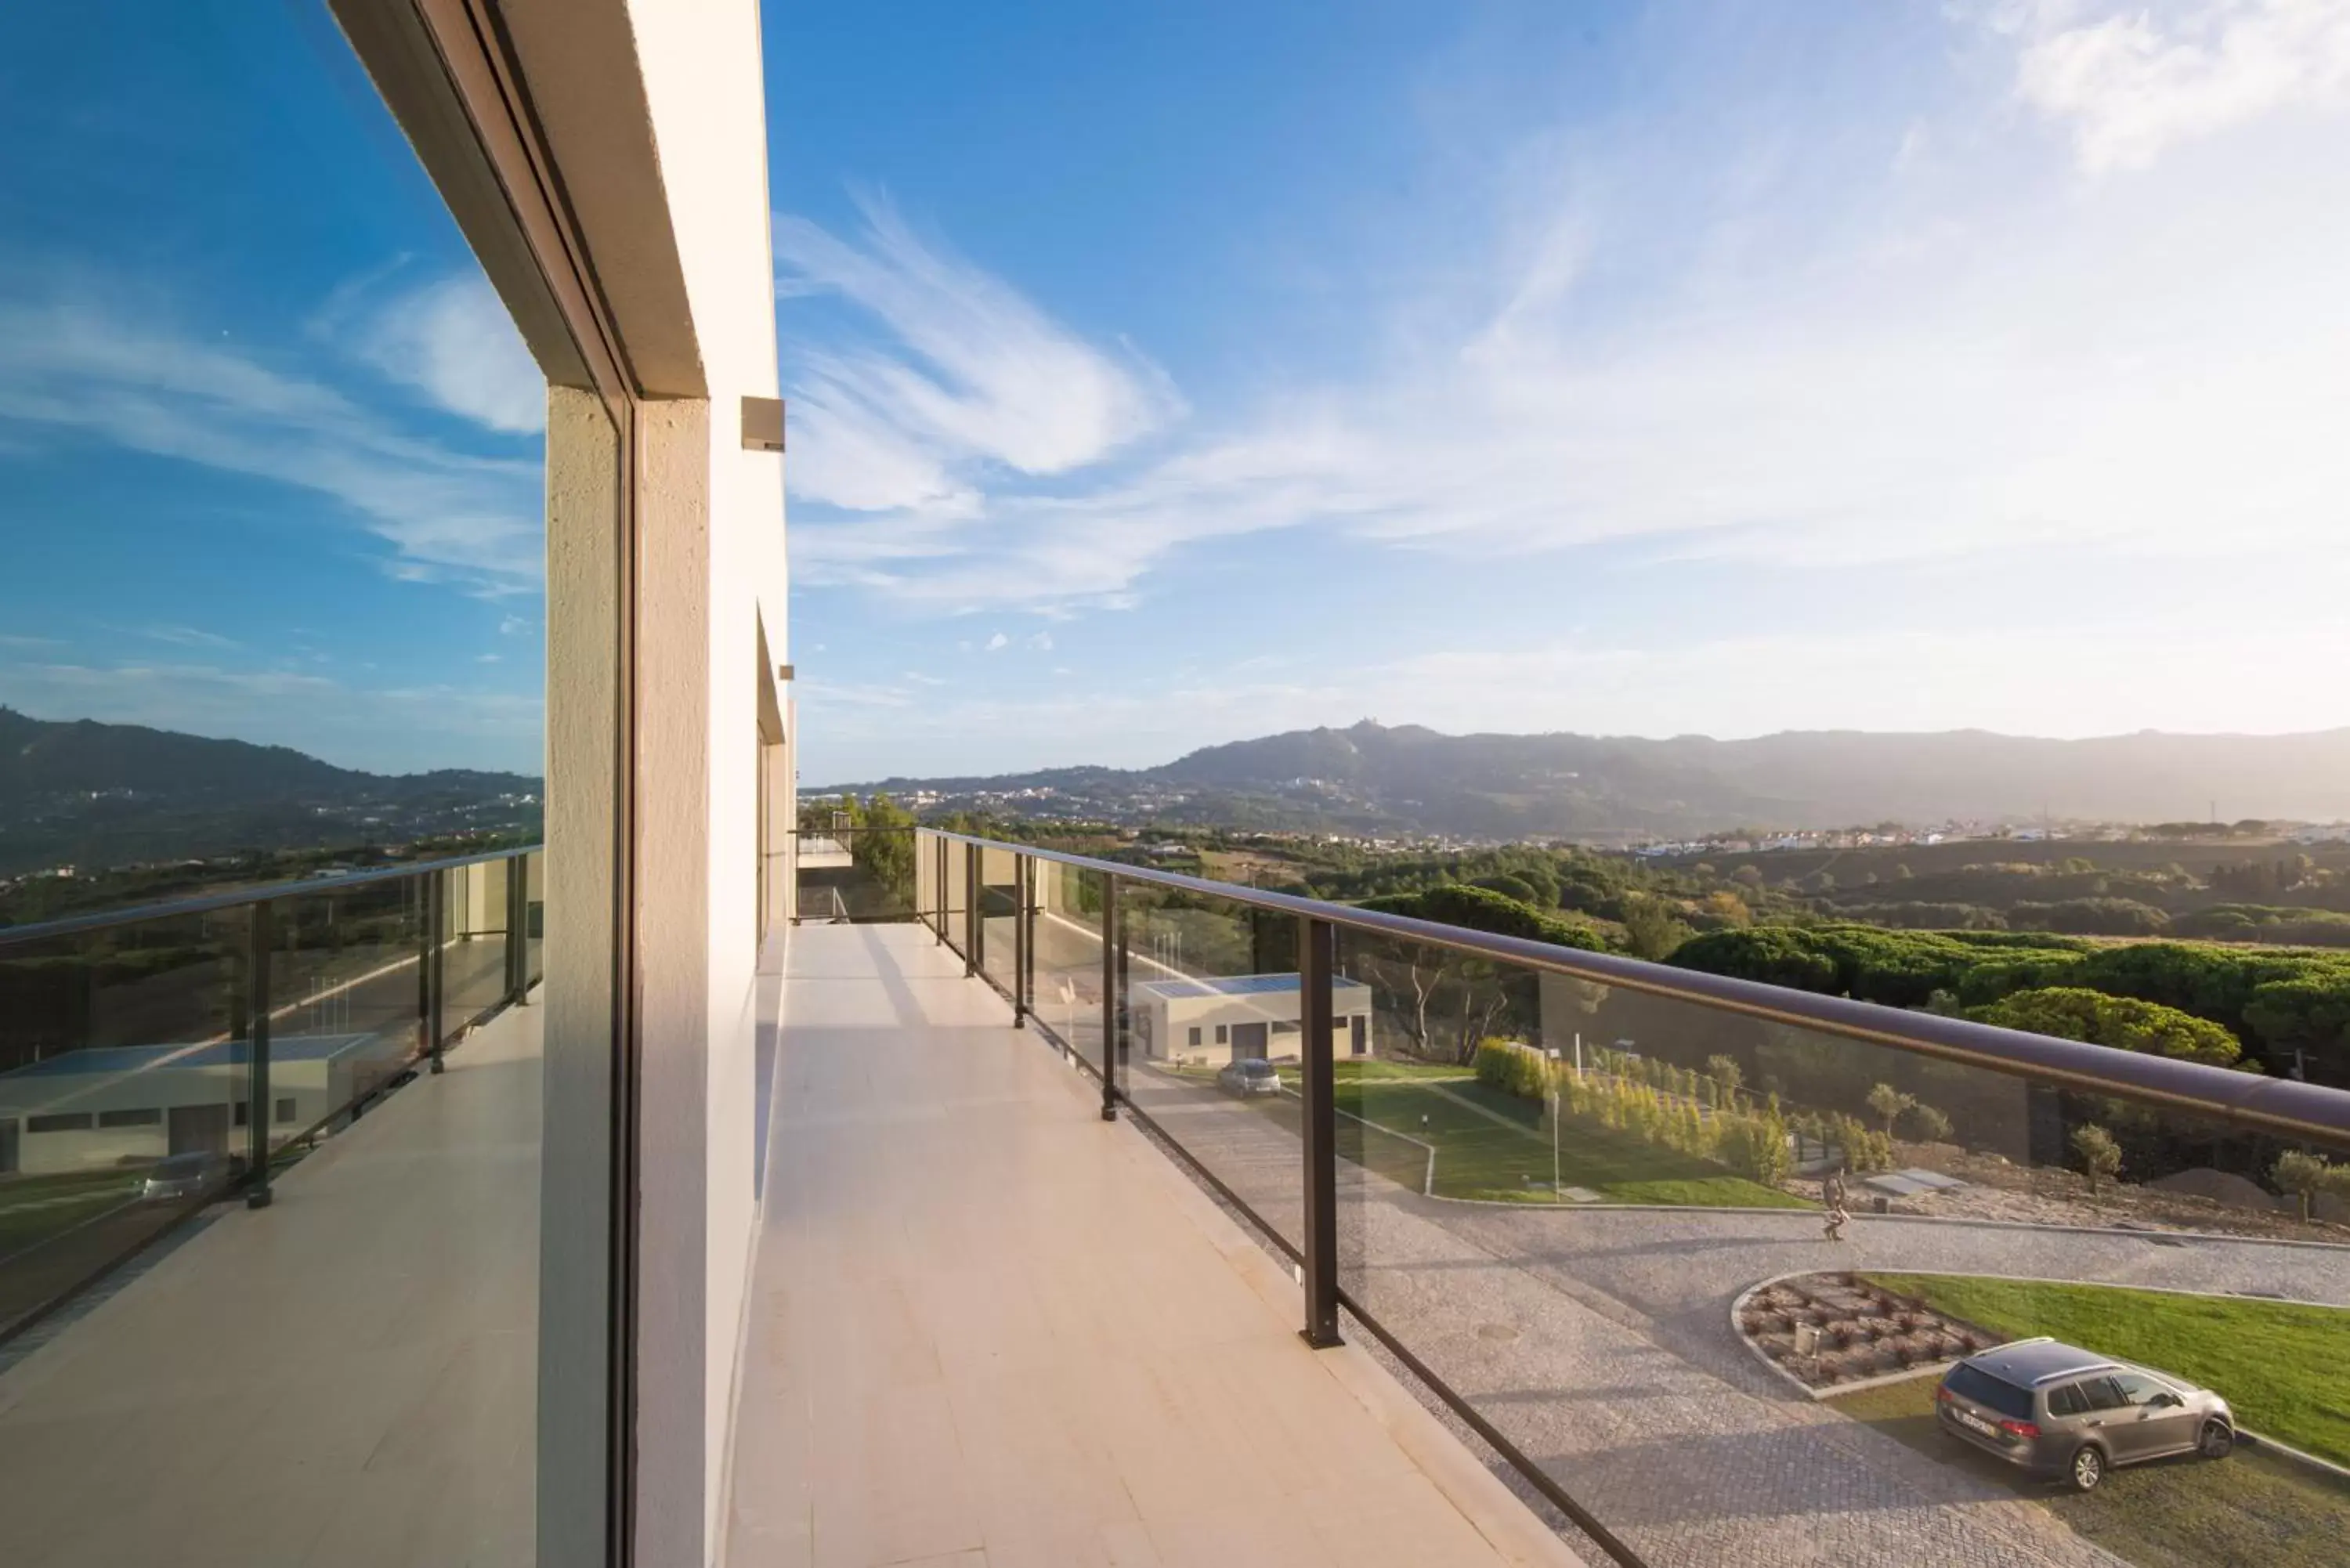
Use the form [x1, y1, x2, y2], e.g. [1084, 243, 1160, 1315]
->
[764, 826, 2350, 1568]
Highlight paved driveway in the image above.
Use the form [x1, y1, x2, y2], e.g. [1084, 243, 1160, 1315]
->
[1127, 1068, 2350, 1568]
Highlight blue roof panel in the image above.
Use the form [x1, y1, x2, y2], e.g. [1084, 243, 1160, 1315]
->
[1, 1033, 394, 1081]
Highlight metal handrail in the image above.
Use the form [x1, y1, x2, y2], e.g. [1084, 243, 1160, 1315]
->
[924, 829, 2350, 1146]
[0, 843, 544, 948]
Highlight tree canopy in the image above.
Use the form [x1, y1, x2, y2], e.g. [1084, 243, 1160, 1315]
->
[1974, 986, 2245, 1068]
[1358, 884, 1606, 952]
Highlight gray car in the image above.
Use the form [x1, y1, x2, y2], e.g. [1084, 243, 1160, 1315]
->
[1936, 1336, 2234, 1491]
[1215, 1058, 1282, 1097]
[140, 1151, 236, 1203]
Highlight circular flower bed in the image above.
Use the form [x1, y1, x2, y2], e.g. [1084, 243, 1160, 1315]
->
[1737, 1273, 2001, 1391]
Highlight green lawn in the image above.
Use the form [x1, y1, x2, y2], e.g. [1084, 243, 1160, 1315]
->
[1864, 1273, 2350, 1468]
[1329, 1060, 1476, 1083]
[1335, 1076, 1810, 1209]
[1830, 1375, 2350, 1568]
[0, 1170, 143, 1259]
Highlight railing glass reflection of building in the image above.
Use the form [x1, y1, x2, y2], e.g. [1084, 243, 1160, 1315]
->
[795, 825, 2350, 1568]
[0, 847, 543, 1345]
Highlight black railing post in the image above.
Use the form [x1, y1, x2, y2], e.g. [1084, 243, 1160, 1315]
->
[964, 842, 980, 977]
[427, 871, 446, 1074]
[1298, 915, 1340, 1347]
[1012, 853, 1029, 1028]
[245, 898, 274, 1209]
[1099, 872, 1119, 1121]
[506, 853, 527, 1006]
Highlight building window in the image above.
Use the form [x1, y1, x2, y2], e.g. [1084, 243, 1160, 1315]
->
[1214, 1024, 1228, 1044]
[1271, 1021, 1300, 1035]
[1187, 1026, 1202, 1046]
[98, 1107, 162, 1129]
[234, 1102, 250, 1127]
[1350, 1015, 1368, 1056]
[28, 1113, 94, 1133]
[276, 1098, 298, 1125]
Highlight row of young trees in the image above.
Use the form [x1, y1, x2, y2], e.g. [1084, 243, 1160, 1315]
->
[1473, 1039, 1802, 1186]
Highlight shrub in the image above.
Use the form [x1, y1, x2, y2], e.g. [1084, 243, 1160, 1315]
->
[1705, 1053, 1744, 1097]
[2274, 1150, 2334, 1223]
[1716, 1106, 1794, 1185]
[1473, 1039, 1551, 1102]
[1866, 1082, 1917, 1137]
[2072, 1123, 2124, 1204]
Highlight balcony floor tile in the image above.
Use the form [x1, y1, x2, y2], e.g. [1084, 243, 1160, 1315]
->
[723, 923, 1583, 1568]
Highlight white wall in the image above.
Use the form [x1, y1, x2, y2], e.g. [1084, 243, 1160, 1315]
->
[620, 3, 786, 1562]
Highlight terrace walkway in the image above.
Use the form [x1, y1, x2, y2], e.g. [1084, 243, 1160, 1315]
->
[724, 922, 1581, 1568]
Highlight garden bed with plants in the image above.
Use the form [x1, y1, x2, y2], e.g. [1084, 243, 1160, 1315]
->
[1737, 1271, 2002, 1391]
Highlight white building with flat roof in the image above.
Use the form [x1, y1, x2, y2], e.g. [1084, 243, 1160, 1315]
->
[1130, 972, 1376, 1065]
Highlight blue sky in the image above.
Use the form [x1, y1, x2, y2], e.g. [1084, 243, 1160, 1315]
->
[0, 5, 546, 775]
[2, 3, 2347, 784]
[772, 0, 2350, 783]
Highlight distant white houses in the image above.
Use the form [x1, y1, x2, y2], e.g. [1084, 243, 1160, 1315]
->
[1130, 973, 1376, 1066]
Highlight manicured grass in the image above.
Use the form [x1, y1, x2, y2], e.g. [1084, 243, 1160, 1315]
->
[1864, 1273, 2350, 1468]
[1331, 1060, 1474, 1082]
[1336, 1078, 1810, 1209]
[1830, 1375, 2350, 1568]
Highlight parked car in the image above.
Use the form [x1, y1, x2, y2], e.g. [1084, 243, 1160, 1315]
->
[1215, 1058, 1282, 1097]
[1935, 1336, 2234, 1491]
[140, 1151, 236, 1203]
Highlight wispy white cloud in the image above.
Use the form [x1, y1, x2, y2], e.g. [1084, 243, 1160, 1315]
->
[0, 286, 543, 593]
[780, 10, 2350, 620]
[775, 190, 1180, 516]
[2005, 0, 2350, 172]
[136, 624, 240, 649]
[983, 631, 1009, 652]
[341, 272, 545, 434]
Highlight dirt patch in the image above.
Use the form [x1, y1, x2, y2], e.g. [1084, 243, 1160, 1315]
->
[1740, 1270, 2001, 1391]
[1777, 1143, 2350, 1243]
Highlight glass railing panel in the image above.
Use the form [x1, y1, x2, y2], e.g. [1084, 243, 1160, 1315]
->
[0, 910, 249, 1342]
[944, 837, 970, 958]
[1032, 862, 1108, 1078]
[793, 828, 916, 924]
[1115, 881, 1306, 1253]
[272, 875, 428, 1154]
[979, 844, 1020, 999]
[1329, 924, 2350, 1566]
[526, 850, 545, 988]
[914, 829, 938, 936]
[443, 862, 512, 1036]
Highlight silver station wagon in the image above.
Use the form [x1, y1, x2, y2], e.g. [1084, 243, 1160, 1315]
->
[1935, 1337, 2235, 1492]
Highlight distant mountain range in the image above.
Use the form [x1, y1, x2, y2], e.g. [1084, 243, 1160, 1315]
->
[824, 721, 2350, 840]
[0, 708, 540, 875]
